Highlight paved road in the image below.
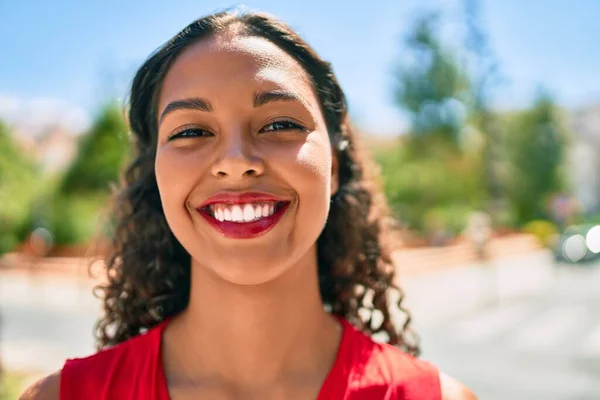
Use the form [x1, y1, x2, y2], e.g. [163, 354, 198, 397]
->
[417, 262, 600, 400]
[0, 272, 99, 373]
[1, 260, 599, 399]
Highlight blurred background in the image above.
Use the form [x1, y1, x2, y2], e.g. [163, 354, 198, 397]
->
[0, 0, 599, 398]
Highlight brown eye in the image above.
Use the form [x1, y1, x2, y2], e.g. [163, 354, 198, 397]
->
[261, 120, 307, 133]
[167, 127, 214, 141]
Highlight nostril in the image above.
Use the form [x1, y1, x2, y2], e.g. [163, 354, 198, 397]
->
[211, 161, 264, 179]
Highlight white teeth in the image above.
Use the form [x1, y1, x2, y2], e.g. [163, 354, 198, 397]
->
[208, 202, 281, 223]
[243, 204, 255, 222]
[232, 205, 244, 221]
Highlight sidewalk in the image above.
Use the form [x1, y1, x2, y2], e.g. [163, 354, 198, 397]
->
[390, 234, 553, 327]
[394, 233, 542, 277]
[397, 249, 556, 329]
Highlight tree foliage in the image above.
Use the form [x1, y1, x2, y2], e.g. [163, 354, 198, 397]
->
[394, 12, 470, 146]
[60, 102, 129, 194]
[504, 91, 568, 224]
[0, 121, 41, 253]
[44, 102, 131, 245]
[375, 136, 485, 234]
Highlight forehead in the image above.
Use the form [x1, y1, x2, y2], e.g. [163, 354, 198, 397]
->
[159, 35, 315, 107]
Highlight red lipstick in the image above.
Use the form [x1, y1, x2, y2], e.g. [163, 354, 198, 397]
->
[197, 192, 291, 239]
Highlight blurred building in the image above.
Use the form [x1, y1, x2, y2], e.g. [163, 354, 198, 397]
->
[569, 103, 600, 214]
[13, 124, 78, 174]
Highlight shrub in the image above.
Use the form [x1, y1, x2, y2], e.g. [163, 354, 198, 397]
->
[374, 137, 485, 234]
[0, 121, 41, 254]
[523, 219, 559, 248]
[47, 193, 110, 246]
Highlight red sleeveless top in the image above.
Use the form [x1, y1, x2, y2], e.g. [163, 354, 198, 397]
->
[60, 317, 441, 399]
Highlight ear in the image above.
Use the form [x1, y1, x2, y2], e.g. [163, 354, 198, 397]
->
[330, 145, 340, 196]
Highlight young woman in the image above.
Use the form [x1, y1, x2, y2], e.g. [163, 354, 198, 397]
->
[22, 9, 477, 400]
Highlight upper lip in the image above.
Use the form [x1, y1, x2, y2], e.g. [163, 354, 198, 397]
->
[199, 191, 290, 208]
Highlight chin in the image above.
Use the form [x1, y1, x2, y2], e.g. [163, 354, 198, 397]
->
[195, 252, 291, 286]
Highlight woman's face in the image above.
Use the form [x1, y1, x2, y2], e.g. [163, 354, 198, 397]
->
[155, 34, 338, 285]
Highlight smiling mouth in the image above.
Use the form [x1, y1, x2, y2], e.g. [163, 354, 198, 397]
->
[197, 201, 291, 239]
[201, 201, 287, 223]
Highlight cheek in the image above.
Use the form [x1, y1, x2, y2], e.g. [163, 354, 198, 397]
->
[285, 137, 333, 218]
[295, 141, 332, 187]
[155, 148, 201, 218]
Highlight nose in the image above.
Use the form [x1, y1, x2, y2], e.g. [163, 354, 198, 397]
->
[210, 130, 265, 179]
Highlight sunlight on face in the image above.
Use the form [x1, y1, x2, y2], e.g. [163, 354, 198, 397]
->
[155, 35, 338, 285]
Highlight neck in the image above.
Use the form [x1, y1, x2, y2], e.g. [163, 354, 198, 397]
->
[163, 246, 341, 388]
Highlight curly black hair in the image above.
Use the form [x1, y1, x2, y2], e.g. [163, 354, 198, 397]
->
[93, 8, 420, 357]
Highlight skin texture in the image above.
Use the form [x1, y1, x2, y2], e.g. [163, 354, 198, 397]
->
[154, 35, 343, 399]
[155, 35, 338, 286]
[20, 24, 477, 400]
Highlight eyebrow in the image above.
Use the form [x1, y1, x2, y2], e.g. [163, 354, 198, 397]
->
[158, 90, 308, 125]
[253, 90, 307, 108]
[159, 98, 212, 125]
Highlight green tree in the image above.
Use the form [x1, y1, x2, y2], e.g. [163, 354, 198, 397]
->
[376, 139, 485, 234]
[385, 11, 485, 237]
[49, 102, 130, 245]
[505, 91, 568, 225]
[0, 121, 40, 253]
[60, 102, 129, 194]
[394, 11, 470, 147]
[463, 0, 505, 221]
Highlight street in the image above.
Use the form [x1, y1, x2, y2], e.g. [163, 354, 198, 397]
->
[0, 271, 99, 373]
[1, 259, 599, 399]
[418, 262, 600, 400]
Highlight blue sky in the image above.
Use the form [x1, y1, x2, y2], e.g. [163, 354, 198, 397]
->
[0, 0, 598, 135]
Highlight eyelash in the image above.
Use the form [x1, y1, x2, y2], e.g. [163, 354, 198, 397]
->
[167, 119, 307, 141]
[260, 119, 307, 133]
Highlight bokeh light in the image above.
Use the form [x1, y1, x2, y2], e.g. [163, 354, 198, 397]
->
[586, 225, 600, 254]
[562, 234, 587, 263]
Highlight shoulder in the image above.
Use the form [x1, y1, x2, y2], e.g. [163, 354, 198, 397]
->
[342, 322, 439, 383]
[346, 329, 477, 399]
[19, 346, 122, 400]
[21, 327, 160, 400]
[440, 371, 478, 400]
[65, 322, 165, 370]
[61, 330, 155, 384]
[19, 371, 60, 400]
[372, 344, 478, 399]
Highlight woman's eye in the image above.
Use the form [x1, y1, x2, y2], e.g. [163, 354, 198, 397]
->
[261, 120, 307, 133]
[168, 128, 213, 141]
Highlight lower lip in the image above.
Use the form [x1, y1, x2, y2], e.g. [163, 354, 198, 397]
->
[198, 203, 290, 239]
